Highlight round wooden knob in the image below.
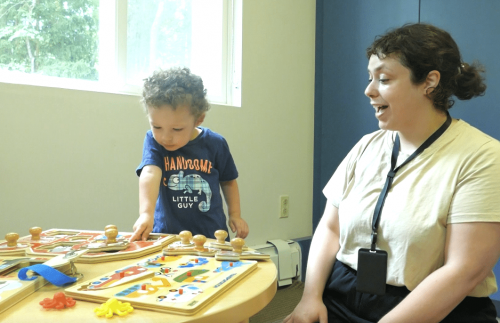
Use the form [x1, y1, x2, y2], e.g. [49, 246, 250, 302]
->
[179, 231, 192, 245]
[193, 235, 207, 251]
[105, 228, 118, 243]
[104, 224, 117, 232]
[5, 232, 19, 247]
[30, 227, 42, 240]
[231, 238, 245, 254]
[214, 230, 228, 244]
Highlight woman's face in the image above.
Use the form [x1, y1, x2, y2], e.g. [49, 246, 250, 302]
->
[365, 54, 428, 132]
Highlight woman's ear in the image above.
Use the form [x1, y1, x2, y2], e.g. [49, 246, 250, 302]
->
[425, 70, 441, 94]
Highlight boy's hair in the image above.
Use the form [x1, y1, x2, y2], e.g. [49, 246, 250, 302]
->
[366, 23, 486, 112]
[141, 67, 210, 117]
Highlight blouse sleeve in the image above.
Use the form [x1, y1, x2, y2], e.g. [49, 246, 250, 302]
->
[448, 139, 500, 224]
[323, 134, 374, 207]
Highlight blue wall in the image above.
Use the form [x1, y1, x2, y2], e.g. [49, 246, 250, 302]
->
[313, 0, 418, 230]
[420, 0, 500, 137]
[314, 0, 500, 304]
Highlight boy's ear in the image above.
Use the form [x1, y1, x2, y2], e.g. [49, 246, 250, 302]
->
[424, 70, 440, 94]
[195, 113, 206, 126]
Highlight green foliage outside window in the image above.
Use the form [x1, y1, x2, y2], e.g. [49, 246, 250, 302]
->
[0, 0, 99, 80]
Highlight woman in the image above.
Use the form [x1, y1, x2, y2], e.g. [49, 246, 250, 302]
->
[285, 23, 500, 323]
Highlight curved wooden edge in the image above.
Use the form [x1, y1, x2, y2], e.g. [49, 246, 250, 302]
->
[190, 262, 278, 323]
[0, 251, 278, 323]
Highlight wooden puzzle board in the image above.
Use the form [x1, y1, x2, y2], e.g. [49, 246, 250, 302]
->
[0, 256, 72, 314]
[0, 242, 29, 257]
[64, 253, 258, 315]
[0, 229, 176, 263]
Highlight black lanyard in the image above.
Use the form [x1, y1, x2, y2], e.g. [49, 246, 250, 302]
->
[370, 113, 452, 251]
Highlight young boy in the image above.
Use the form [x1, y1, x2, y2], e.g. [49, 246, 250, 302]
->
[129, 67, 248, 242]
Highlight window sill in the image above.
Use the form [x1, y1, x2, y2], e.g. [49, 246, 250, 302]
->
[0, 72, 238, 107]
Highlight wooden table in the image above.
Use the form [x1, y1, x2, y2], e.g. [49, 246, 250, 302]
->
[0, 253, 277, 323]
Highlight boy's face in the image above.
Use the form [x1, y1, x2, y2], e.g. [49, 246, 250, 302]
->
[148, 104, 205, 151]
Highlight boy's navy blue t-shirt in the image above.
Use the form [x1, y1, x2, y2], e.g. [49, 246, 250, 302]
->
[136, 127, 238, 239]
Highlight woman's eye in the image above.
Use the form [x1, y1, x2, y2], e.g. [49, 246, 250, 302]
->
[368, 79, 373, 83]
[379, 79, 389, 84]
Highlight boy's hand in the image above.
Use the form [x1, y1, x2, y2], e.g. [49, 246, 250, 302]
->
[130, 214, 154, 242]
[229, 216, 249, 239]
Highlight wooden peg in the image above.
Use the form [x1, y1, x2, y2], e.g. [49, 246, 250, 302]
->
[29, 227, 42, 240]
[231, 238, 245, 254]
[214, 230, 228, 244]
[104, 224, 117, 232]
[192, 235, 207, 251]
[5, 232, 19, 247]
[179, 231, 192, 245]
[105, 227, 118, 244]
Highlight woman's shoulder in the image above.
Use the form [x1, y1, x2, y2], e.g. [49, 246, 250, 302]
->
[360, 128, 390, 142]
[450, 120, 500, 160]
[357, 129, 393, 151]
[340, 129, 392, 164]
[453, 120, 500, 148]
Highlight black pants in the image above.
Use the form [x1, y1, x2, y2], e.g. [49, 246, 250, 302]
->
[322, 261, 497, 323]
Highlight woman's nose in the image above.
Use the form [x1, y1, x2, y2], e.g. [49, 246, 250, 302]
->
[365, 81, 377, 98]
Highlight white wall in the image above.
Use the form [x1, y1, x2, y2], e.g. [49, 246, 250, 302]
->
[0, 0, 315, 246]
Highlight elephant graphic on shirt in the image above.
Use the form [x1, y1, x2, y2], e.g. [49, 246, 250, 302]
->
[167, 171, 212, 212]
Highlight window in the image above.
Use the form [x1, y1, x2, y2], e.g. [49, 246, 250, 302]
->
[0, 1, 99, 79]
[0, 0, 241, 106]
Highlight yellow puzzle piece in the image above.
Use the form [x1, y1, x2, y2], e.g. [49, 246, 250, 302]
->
[94, 298, 134, 318]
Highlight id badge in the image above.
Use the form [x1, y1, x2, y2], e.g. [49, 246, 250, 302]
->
[356, 248, 387, 295]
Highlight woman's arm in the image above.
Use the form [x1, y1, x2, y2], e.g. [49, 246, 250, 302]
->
[380, 221, 500, 323]
[283, 202, 341, 323]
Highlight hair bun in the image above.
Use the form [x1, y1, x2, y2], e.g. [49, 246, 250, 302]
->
[454, 61, 486, 101]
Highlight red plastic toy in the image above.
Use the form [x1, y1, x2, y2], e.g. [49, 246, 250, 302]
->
[39, 292, 76, 309]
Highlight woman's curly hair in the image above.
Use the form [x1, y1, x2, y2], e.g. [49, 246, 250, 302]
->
[366, 23, 486, 112]
[141, 67, 210, 117]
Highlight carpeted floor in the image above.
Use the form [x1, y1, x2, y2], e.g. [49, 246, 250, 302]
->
[250, 279, 304, 323]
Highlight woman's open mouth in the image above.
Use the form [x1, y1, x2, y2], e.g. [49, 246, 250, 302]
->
[377, 105, 388, 112]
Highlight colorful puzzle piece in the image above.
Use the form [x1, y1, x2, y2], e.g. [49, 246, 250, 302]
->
[158, 284, 203, 303]
[94, 298, 134, 318]
[39, 292, 76, 309]
[77, 265, 154, 291]
[214, 261, 251, 273]
[115, 276, 172, 298]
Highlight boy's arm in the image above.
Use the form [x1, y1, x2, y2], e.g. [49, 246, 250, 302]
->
[130, 165, 162, 242]
[220, 179, 249, 238]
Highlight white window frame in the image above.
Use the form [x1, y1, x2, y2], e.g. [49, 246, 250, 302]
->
[0, 0, 241, 107]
